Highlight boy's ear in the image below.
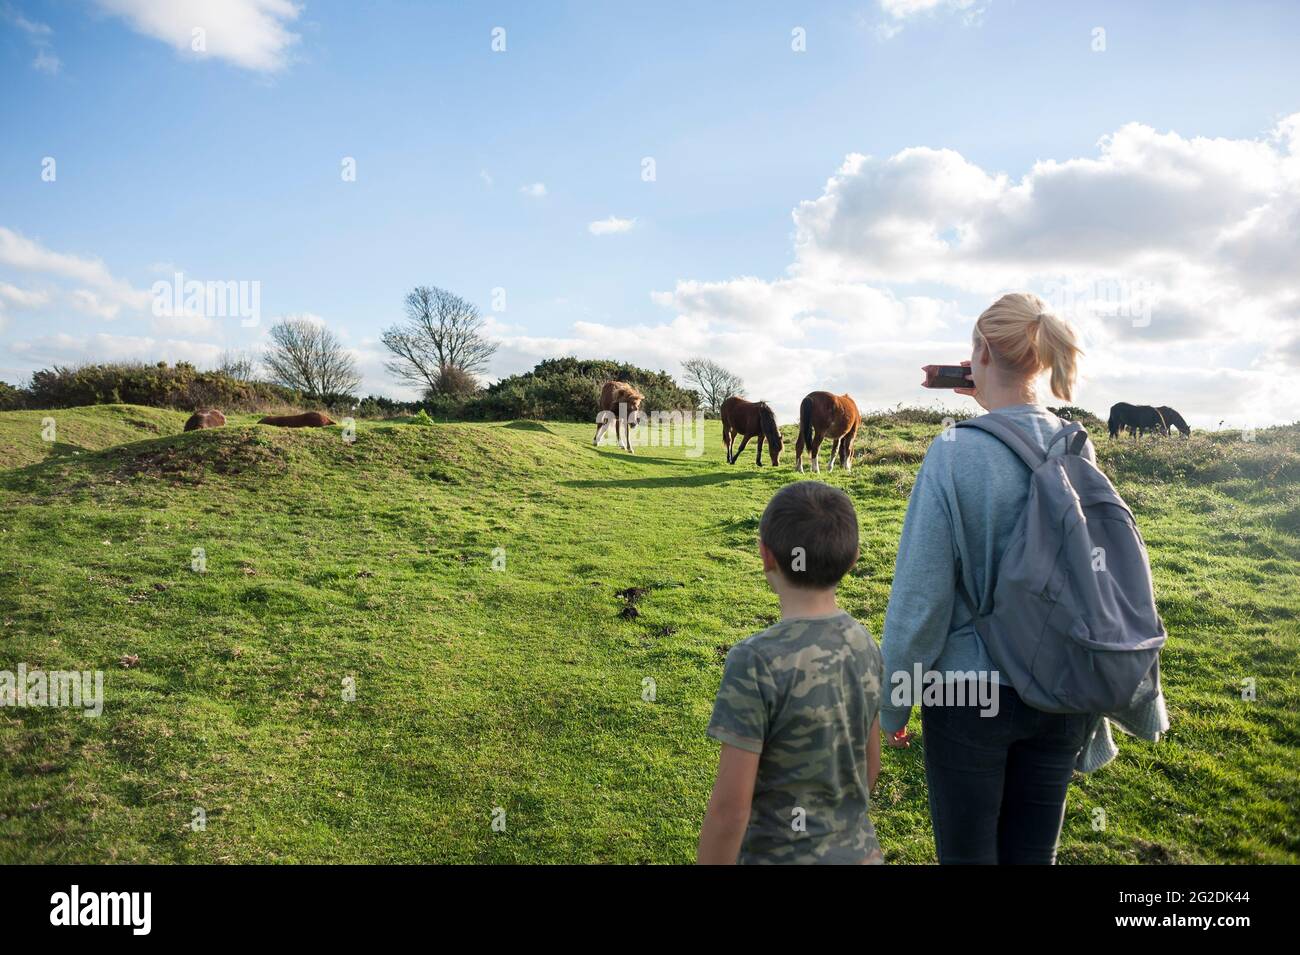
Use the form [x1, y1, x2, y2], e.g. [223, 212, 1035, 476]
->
[758, 540, 779, 574]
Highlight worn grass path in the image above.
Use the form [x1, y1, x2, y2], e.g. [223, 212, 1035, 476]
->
[0, 405, 1296, 862]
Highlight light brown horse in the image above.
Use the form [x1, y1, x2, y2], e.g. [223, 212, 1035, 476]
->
[593, 380, 644, 453]
[795, 391, 860, 473]
[720, 396, 783, 466]
[258, 411, 335, 428]
[183, 409, 226, 432]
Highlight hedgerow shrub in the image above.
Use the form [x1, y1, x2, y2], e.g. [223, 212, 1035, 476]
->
[24, 362, 309, 412]
[463, 358, 697, 421]
[0, 381, 25, 411]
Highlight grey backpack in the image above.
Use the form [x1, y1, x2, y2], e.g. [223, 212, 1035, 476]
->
[955, 415, 1166, 714]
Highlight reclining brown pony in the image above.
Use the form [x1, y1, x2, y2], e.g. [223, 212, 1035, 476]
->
[258, 411, 335, 428]
[593, 380, 644, 453]
[720, 396, 783, 466]
[796, 391, 860, 473]
[184, 409, 226, 431]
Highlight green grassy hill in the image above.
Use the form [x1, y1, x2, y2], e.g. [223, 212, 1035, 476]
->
[0, 405, 1296, 862]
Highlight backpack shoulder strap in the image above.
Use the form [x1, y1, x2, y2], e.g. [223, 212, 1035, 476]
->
[1046, 420, 1091, 456]
[954, 415, 1046, 470]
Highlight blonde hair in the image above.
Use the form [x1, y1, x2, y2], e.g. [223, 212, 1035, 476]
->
[973, 292, 1082, 401]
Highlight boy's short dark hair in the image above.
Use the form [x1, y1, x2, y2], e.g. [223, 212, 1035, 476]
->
[759, 481, 860, 588]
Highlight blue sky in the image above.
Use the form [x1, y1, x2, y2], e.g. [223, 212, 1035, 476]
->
[3, 0, 1299, 425]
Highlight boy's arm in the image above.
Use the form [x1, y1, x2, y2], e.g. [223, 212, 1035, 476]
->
[867, 715, 881, 791]
[697, 743, 760, 865]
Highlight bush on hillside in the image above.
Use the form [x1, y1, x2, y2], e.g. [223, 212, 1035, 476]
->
[352, 394, 421, 418]
[463, 358, 697, 421]
[860, 405, 977, 427]
[1049, 405, 1105, 429]
[407, 409, 435, 427]
[0, 381, 25, 411]
[26, 362, 293, 411]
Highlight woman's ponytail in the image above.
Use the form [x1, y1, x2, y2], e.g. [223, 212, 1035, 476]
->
[1036, 310, 1080, 401]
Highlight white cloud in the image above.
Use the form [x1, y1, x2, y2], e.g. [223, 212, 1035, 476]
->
[519, 182, 547, 198]
[0, 226, 151, 316]
[588, 216, 636, 236]
[32, 49, 61, 73]
[876, 0, 987, 38]
[787, 118, 1300, 360]
[92, 0, 302, 73]
[479, 169, 493, 188]
[0, 283, 50, 309]
[5, 5, 61, 73]
[11, 331, 226, 368]
[880, 0, 980, 17]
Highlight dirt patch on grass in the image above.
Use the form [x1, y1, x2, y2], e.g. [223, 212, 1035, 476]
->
[119, 430, 290, 484]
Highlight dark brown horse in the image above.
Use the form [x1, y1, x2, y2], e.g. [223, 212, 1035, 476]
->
[593, 380, 644, 453]
[1107, 403, 1167, 439]
[1157, 406, 1191, 437]
[796, 391, 860, 473]
[183, 409, 226, 432]
[258, 411, 335, 428]
[720, 396, 783, 466]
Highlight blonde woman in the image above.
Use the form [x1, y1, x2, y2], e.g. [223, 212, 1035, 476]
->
[880, 293, 1116, 864]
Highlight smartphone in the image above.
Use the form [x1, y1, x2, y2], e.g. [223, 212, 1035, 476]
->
[921, 364, 974, 389]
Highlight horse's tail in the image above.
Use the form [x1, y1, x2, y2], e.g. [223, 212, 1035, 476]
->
[759, 403, 780, 446]
[799, 395, 814, 449]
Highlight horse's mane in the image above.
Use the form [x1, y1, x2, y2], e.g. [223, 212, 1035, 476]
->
[610, 381, 644, 402]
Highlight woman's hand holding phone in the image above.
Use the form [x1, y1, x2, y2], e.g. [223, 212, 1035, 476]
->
[953, 359, 977, 400]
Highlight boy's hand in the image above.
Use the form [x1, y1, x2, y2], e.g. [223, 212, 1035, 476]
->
[697, 744, 760, 864]
[885, 727, 913, 748]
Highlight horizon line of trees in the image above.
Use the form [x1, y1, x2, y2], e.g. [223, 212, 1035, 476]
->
[0, 284, 750, 418]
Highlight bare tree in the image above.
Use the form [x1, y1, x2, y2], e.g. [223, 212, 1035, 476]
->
[214, 349, 258, 381]
[263, 316, 361, 397]
[381, 286, 498, 395]
[682, 357, 743, 415]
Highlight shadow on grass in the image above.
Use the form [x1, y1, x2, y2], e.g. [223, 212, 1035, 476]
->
[503, 420, 554, 434]
[562, 471, 764, 489]
[589, 447, 705, 466]
[44, 441, 91, 459]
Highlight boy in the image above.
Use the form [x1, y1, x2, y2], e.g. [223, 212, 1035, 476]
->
[698, 481, 884, 864]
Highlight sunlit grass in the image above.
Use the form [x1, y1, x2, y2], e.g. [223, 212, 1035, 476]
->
[0, 406, 1295, 862]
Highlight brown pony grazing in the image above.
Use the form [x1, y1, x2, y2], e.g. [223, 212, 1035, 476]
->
[795, 391, 860, 473]
[593, 380, 644, 453]
[258, 411, 335, 428]
[720, 396, 783, 466]
[183, 409, 226, 432]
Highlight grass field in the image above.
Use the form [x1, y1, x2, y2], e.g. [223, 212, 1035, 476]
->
[0, 404, 1296, 863]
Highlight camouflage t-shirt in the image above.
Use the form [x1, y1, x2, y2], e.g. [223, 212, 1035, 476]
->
[708, 610, 884, 865]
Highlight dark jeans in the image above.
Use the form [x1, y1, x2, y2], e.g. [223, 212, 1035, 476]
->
[921, 683, 1089, 864]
